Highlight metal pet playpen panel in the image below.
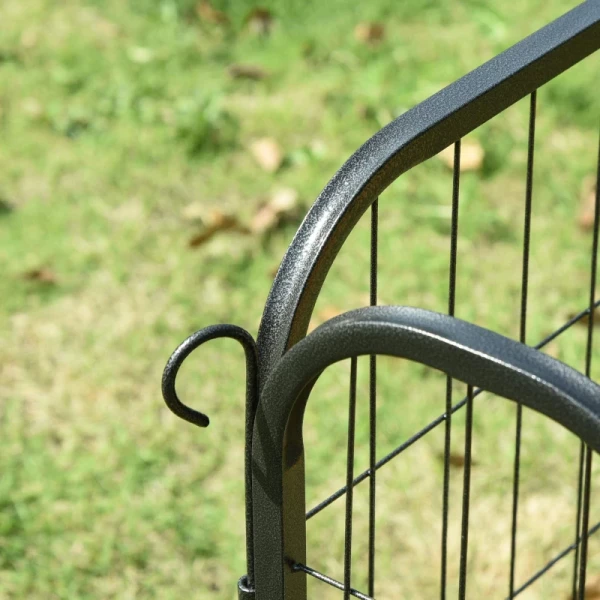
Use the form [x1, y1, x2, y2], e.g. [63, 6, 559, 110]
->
[163, 2, 600, 598]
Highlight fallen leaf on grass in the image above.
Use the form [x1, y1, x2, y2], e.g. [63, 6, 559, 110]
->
[228, 63, 268, 80]
[354, 22, 385, 45]
[578, 175, 598, 231]
[250, 138, 283, 173]
[250, 187, 299, 234]
[245, 7, 274, 36]
[438, 140, 485, 172]
[21, 267, 58, 284]
[269, 187, 298, 212]
[196, 0, 229, 25]
[251, 206, 278, 235]
[188, 210, 248, 247]
[436, 451, 478, 468]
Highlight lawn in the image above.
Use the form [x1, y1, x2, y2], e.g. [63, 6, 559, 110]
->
[0, 0, 599, 598]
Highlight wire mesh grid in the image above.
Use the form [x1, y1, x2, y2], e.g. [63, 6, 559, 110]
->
[294, 83, 600, 600]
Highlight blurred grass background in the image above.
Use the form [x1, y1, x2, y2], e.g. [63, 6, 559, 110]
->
[0, 0, 599, 598]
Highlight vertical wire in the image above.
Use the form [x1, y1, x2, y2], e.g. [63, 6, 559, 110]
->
[344, 357, 358, 600]
[509, 90, 537, 598]
[441, 139, 461, 599]
[368, 198, 378, 597]
[578, 451, 594, 600]
[572, 446, 585, 599]
[577, 127, 600, 600]
[458, 385, 474, 600]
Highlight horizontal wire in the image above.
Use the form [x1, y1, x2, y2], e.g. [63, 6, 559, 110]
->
[294, 519, 600, 600]
[292, 563, 373, 600]
[295, 519, 600, 600]
[510, 520, 600, 598]
[306, 298, 600, 521]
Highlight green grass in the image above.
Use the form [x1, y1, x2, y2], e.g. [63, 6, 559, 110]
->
[0, 0, 599, 598]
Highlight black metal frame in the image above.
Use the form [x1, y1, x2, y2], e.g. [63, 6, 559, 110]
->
[256, 0, 600, 381]
[253, 307, 600, 599]
[162, 2, 600, 599]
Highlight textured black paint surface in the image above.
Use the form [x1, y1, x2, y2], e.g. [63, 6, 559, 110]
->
[252, 307, 600, 599]
[256, 0, 600, 389]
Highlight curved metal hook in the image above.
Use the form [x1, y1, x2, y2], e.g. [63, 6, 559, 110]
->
[161, 324, 258, 428]
[161, 323, 259, 591]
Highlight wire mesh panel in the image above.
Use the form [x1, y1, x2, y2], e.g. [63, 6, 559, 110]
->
[162, 2, 600, 599]
[252, 308, 600, 600]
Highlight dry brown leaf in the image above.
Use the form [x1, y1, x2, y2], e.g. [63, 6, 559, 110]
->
[568, 575, 600, 599]
[578, 175, 598, 231]
[245, 7, 274, 36]
[188, 210, 247, 247]
[250, 204, 279, 235]
[196, 0, 229, 25]
[228, 63, 268, 80]
[250, 138, 283, 173]
[22, 267, 57, 284]
[270, 187, 298, 212]
[354, 22, 385, 45]
[210, 210, 242, 229]
[436, 451, 478, 468]
[250, 188, 299, 235]
[438, 140, 485, 172]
